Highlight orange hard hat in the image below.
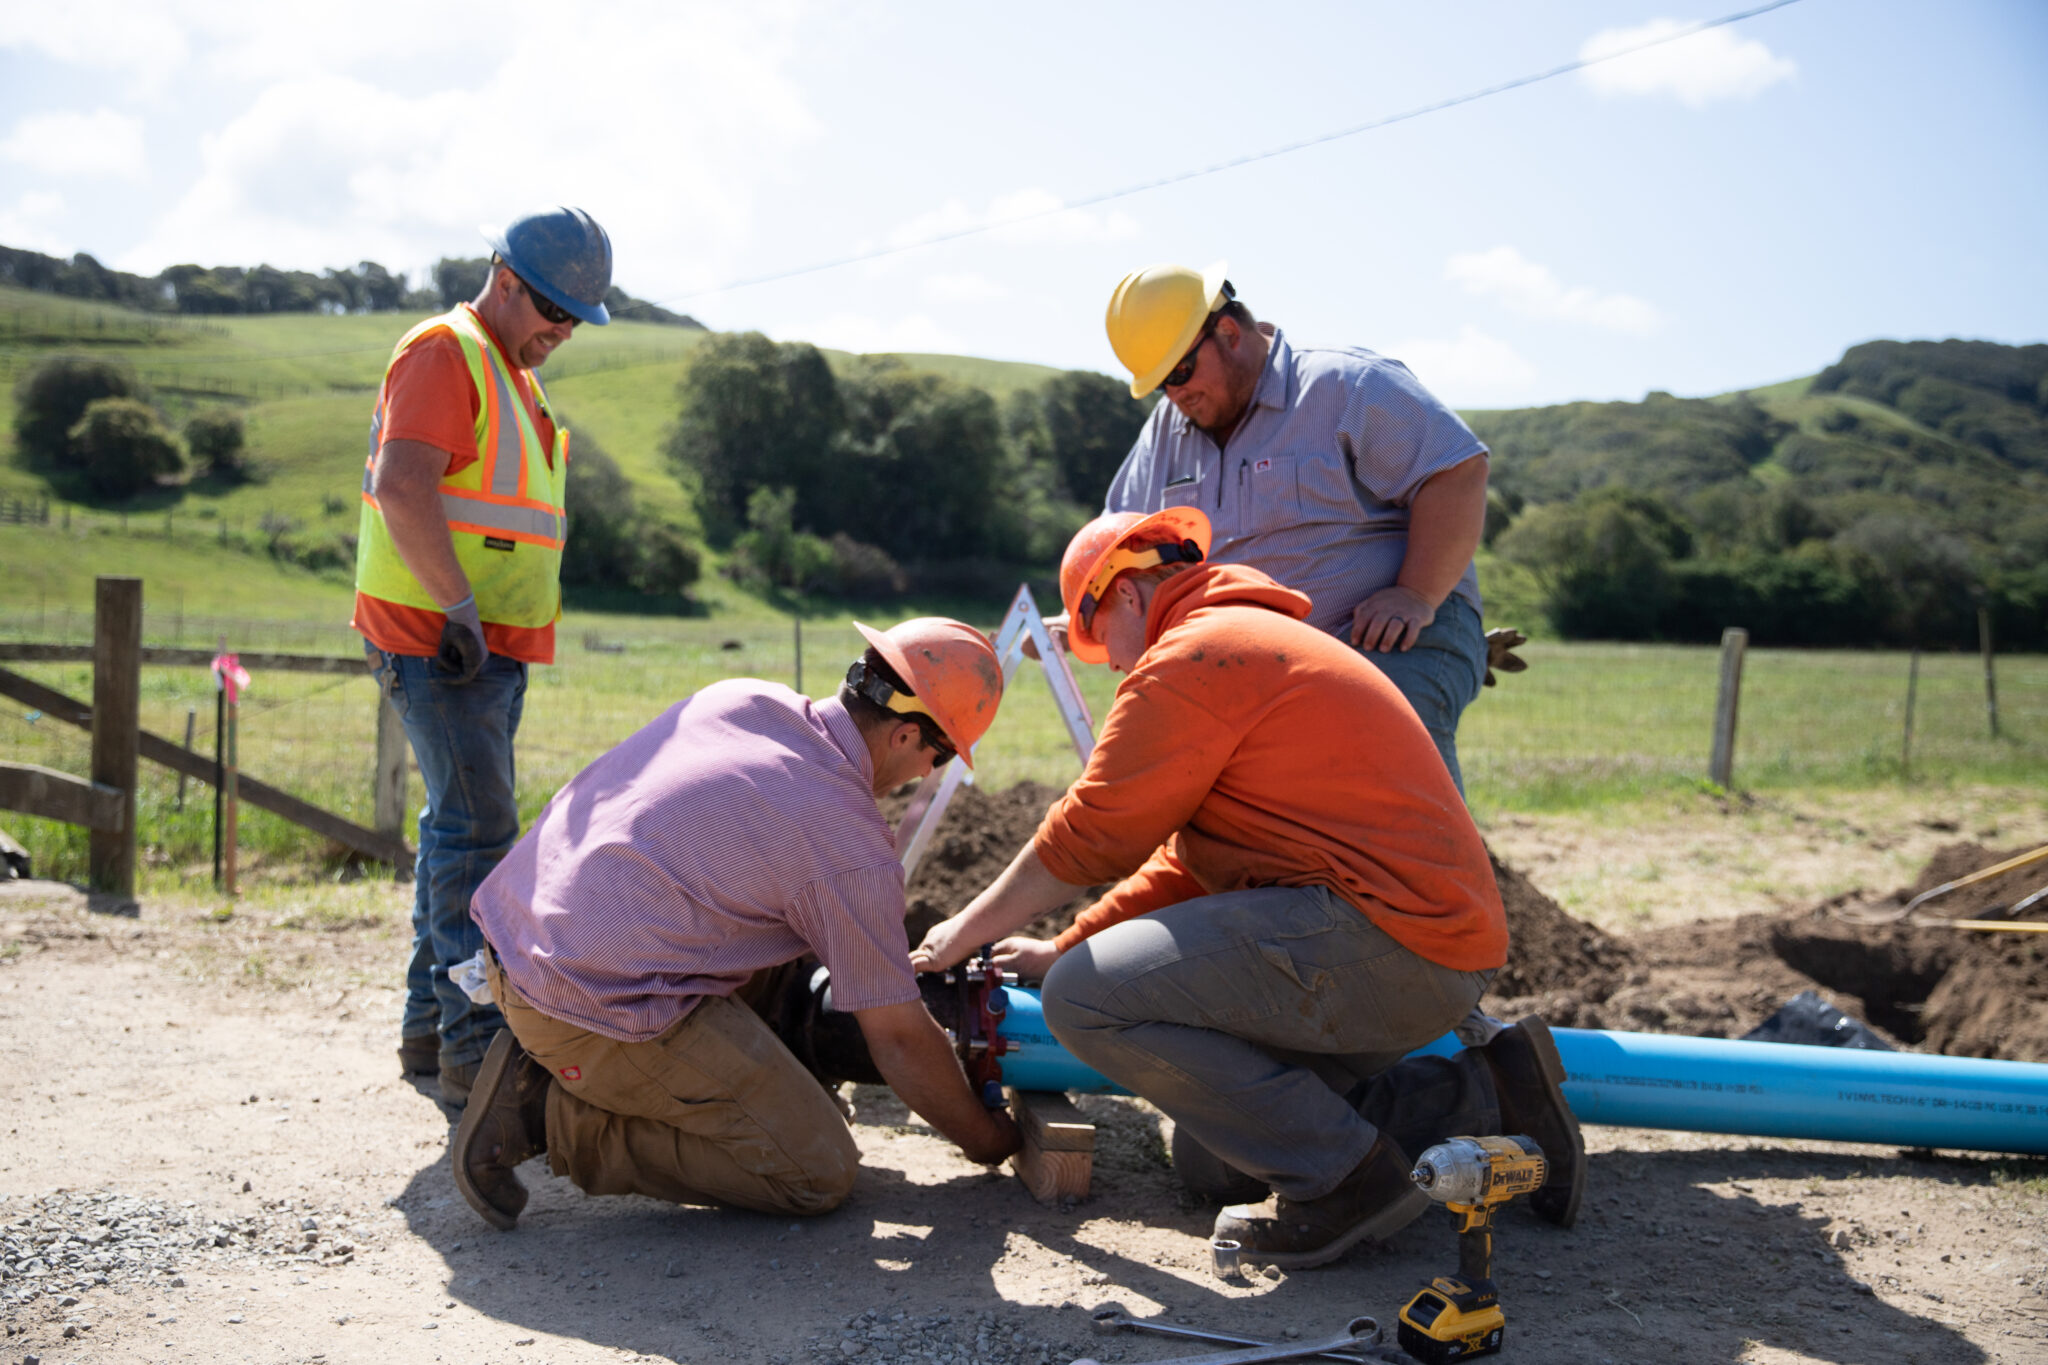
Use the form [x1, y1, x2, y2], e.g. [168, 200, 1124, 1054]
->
[1058, 507, 1212, 664]
[851, 617, 1005, 768]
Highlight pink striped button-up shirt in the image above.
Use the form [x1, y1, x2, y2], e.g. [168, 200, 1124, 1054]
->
[472, 680, 918, 1043]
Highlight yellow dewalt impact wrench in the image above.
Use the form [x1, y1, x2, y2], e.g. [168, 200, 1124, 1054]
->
[1396, 1135, 1547, 1364]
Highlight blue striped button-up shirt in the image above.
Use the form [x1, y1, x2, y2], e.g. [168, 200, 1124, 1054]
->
[472, 681, 918, 1043]
[1103, 329, 1486, 638]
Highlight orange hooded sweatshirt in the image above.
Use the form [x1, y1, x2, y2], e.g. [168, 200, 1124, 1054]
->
[1033, 563, 1506, 972]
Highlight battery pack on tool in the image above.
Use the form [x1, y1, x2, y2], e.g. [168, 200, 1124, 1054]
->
[1397, 1273, 1504, 1362]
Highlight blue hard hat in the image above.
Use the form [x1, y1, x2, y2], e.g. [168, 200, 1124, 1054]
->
[482, 207, 613, 326]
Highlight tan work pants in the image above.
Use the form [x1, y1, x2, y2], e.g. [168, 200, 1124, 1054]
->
[486, 951, 858, 1216]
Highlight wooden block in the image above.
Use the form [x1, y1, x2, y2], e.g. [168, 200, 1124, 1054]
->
[1009, 1088, 1094, 1204]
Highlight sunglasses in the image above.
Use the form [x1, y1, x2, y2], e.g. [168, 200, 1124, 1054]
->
[517, 275, 578, 328]
[846, 658, 955, 767]
[1161, 311, 1222, 389]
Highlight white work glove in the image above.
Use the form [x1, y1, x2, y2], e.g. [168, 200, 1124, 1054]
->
[437, 593, 488, 684]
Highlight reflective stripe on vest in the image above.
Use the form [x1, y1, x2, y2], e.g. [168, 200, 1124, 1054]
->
[353, 306, 568, 630]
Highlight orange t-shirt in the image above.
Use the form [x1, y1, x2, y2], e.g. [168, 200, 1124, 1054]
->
[351, 305, 559, 664]
[1033, 563, 1507, 973]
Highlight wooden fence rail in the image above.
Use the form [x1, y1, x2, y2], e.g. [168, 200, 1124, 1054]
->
[0, 762, 126, 831]
[0, 643, 367, 675]
[0, 664, 412, 874]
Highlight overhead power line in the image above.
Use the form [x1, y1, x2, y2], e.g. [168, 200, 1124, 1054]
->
[655, 0, 1805, 307]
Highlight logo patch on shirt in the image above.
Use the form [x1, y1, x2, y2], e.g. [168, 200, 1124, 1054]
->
[483, 536, 516, 552]
[558, 1066, 581, 1081]
[1254, 458, 1273, 473]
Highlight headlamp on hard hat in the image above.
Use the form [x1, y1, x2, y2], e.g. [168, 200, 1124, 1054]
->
[1076, 538, 1206, 633]
[845, 659, 956, 766]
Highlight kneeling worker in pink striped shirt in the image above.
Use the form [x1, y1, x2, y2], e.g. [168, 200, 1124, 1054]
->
[453, 618, 1021, 1230]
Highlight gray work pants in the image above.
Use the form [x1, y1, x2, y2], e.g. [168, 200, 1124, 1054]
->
[1041, 885, 1500, 1202]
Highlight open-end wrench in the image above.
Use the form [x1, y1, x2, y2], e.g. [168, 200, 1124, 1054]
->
[1089, 1304, 1371, 1361]
[1071, 1315, 1389, 1365]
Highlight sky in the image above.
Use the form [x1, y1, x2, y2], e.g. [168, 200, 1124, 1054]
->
[2, 0, 2043, 409]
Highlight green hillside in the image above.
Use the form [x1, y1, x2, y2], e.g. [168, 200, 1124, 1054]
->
[0, 283, 1083, 619]
[1466, 339, 2048, 649]
[7, 273, 2046, 649]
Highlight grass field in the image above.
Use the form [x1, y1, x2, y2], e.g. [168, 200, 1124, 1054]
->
[4, 284, 2043, 896]
[4, 586, 2042, 890]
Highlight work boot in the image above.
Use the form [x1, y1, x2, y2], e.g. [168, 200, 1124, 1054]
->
[1211, 1134, 1428, 1271]
[398, 1034, 440, 1078]
[452, 1030, 550, 1231]
[438, 1059, 479, 1110]
[1481, 1015, 1585, 1228]
[1171, 1127, 1271, 1205]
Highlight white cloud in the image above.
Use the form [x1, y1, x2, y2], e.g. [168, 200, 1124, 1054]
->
[1579, 18, 1797, 108]
[1, 109, 147, 181]
[1445, 246, 1660, 335]
[922, 271, 1008, 304]
[0, 190, 72, 256]
[0, 3, 189, 90]
[888, 187, 1140, 251]
[1386, 326, 1537, 405]
[115, 4, 815, 292]
[771, 312, 965, 354]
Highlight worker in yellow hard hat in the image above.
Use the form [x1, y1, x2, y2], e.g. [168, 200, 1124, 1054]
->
[1095, 262, 1498, 796]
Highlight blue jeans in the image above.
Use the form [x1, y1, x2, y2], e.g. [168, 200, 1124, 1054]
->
[367, 646, 526, 1069]
[1357, 594, 1485, 796]
[1041, 886, 1499, 1201]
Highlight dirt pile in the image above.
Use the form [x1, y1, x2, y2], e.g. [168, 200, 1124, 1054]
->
[1820, 841, 2048, 1062]
[895, 784, 2047, 1063]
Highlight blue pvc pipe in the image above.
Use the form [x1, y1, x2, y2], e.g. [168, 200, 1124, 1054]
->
[993, 984, 1128, 1096]
[993, 987, 2048, 1157]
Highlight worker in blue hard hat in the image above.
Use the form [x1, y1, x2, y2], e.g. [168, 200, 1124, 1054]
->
[351, 206, 612, 1109]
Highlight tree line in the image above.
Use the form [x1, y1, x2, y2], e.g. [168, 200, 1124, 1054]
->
[0, 243, 702, 326]
[1479, 340, 2048, 650]
[660, 331, 1155, 598]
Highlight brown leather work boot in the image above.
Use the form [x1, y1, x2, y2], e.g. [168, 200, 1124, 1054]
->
[452, 1030, 550, 1231]
[1211, 1134, 1428, 1270]
[1171, 1127, 1271, 1205]
[1481, 1015, 1586, 1228]
[398, 1034, 439, 1078]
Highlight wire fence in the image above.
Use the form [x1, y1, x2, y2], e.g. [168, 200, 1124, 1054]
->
[1, 608, 2043, 883]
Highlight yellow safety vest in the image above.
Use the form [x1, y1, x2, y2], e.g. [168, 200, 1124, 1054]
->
[354, 305, 568, 629]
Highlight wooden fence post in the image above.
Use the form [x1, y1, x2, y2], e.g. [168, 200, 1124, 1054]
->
[1903, 647, 1921, 778]
[89, 576, 142, 897]
[1708, 627, 1748, 790]
[1979, 607, 2000, 739]
[374, 696, 409, 843]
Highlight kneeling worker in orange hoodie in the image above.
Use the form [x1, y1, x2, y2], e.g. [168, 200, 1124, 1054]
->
[912, 507, 1584, 1268]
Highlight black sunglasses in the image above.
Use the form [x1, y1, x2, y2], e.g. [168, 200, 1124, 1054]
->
[517, 274, 578, 328]
[846, 659, 954, 766]
[1160, 281, 1236, 389]
[1161, 311, 1222, 389]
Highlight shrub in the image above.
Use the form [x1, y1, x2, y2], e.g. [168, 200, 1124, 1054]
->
[185, 407, 249, 481]
[13, 354, 149, 468]
[66, 398, 184, 498]
[634, 526, 702, 597]
[823, 534, 906, 597]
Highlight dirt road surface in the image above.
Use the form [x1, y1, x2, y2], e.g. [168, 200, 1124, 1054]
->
[3, 794, 2045, 1365]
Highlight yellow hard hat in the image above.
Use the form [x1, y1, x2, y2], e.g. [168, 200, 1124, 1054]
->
[1105, 261, 1230, 398]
